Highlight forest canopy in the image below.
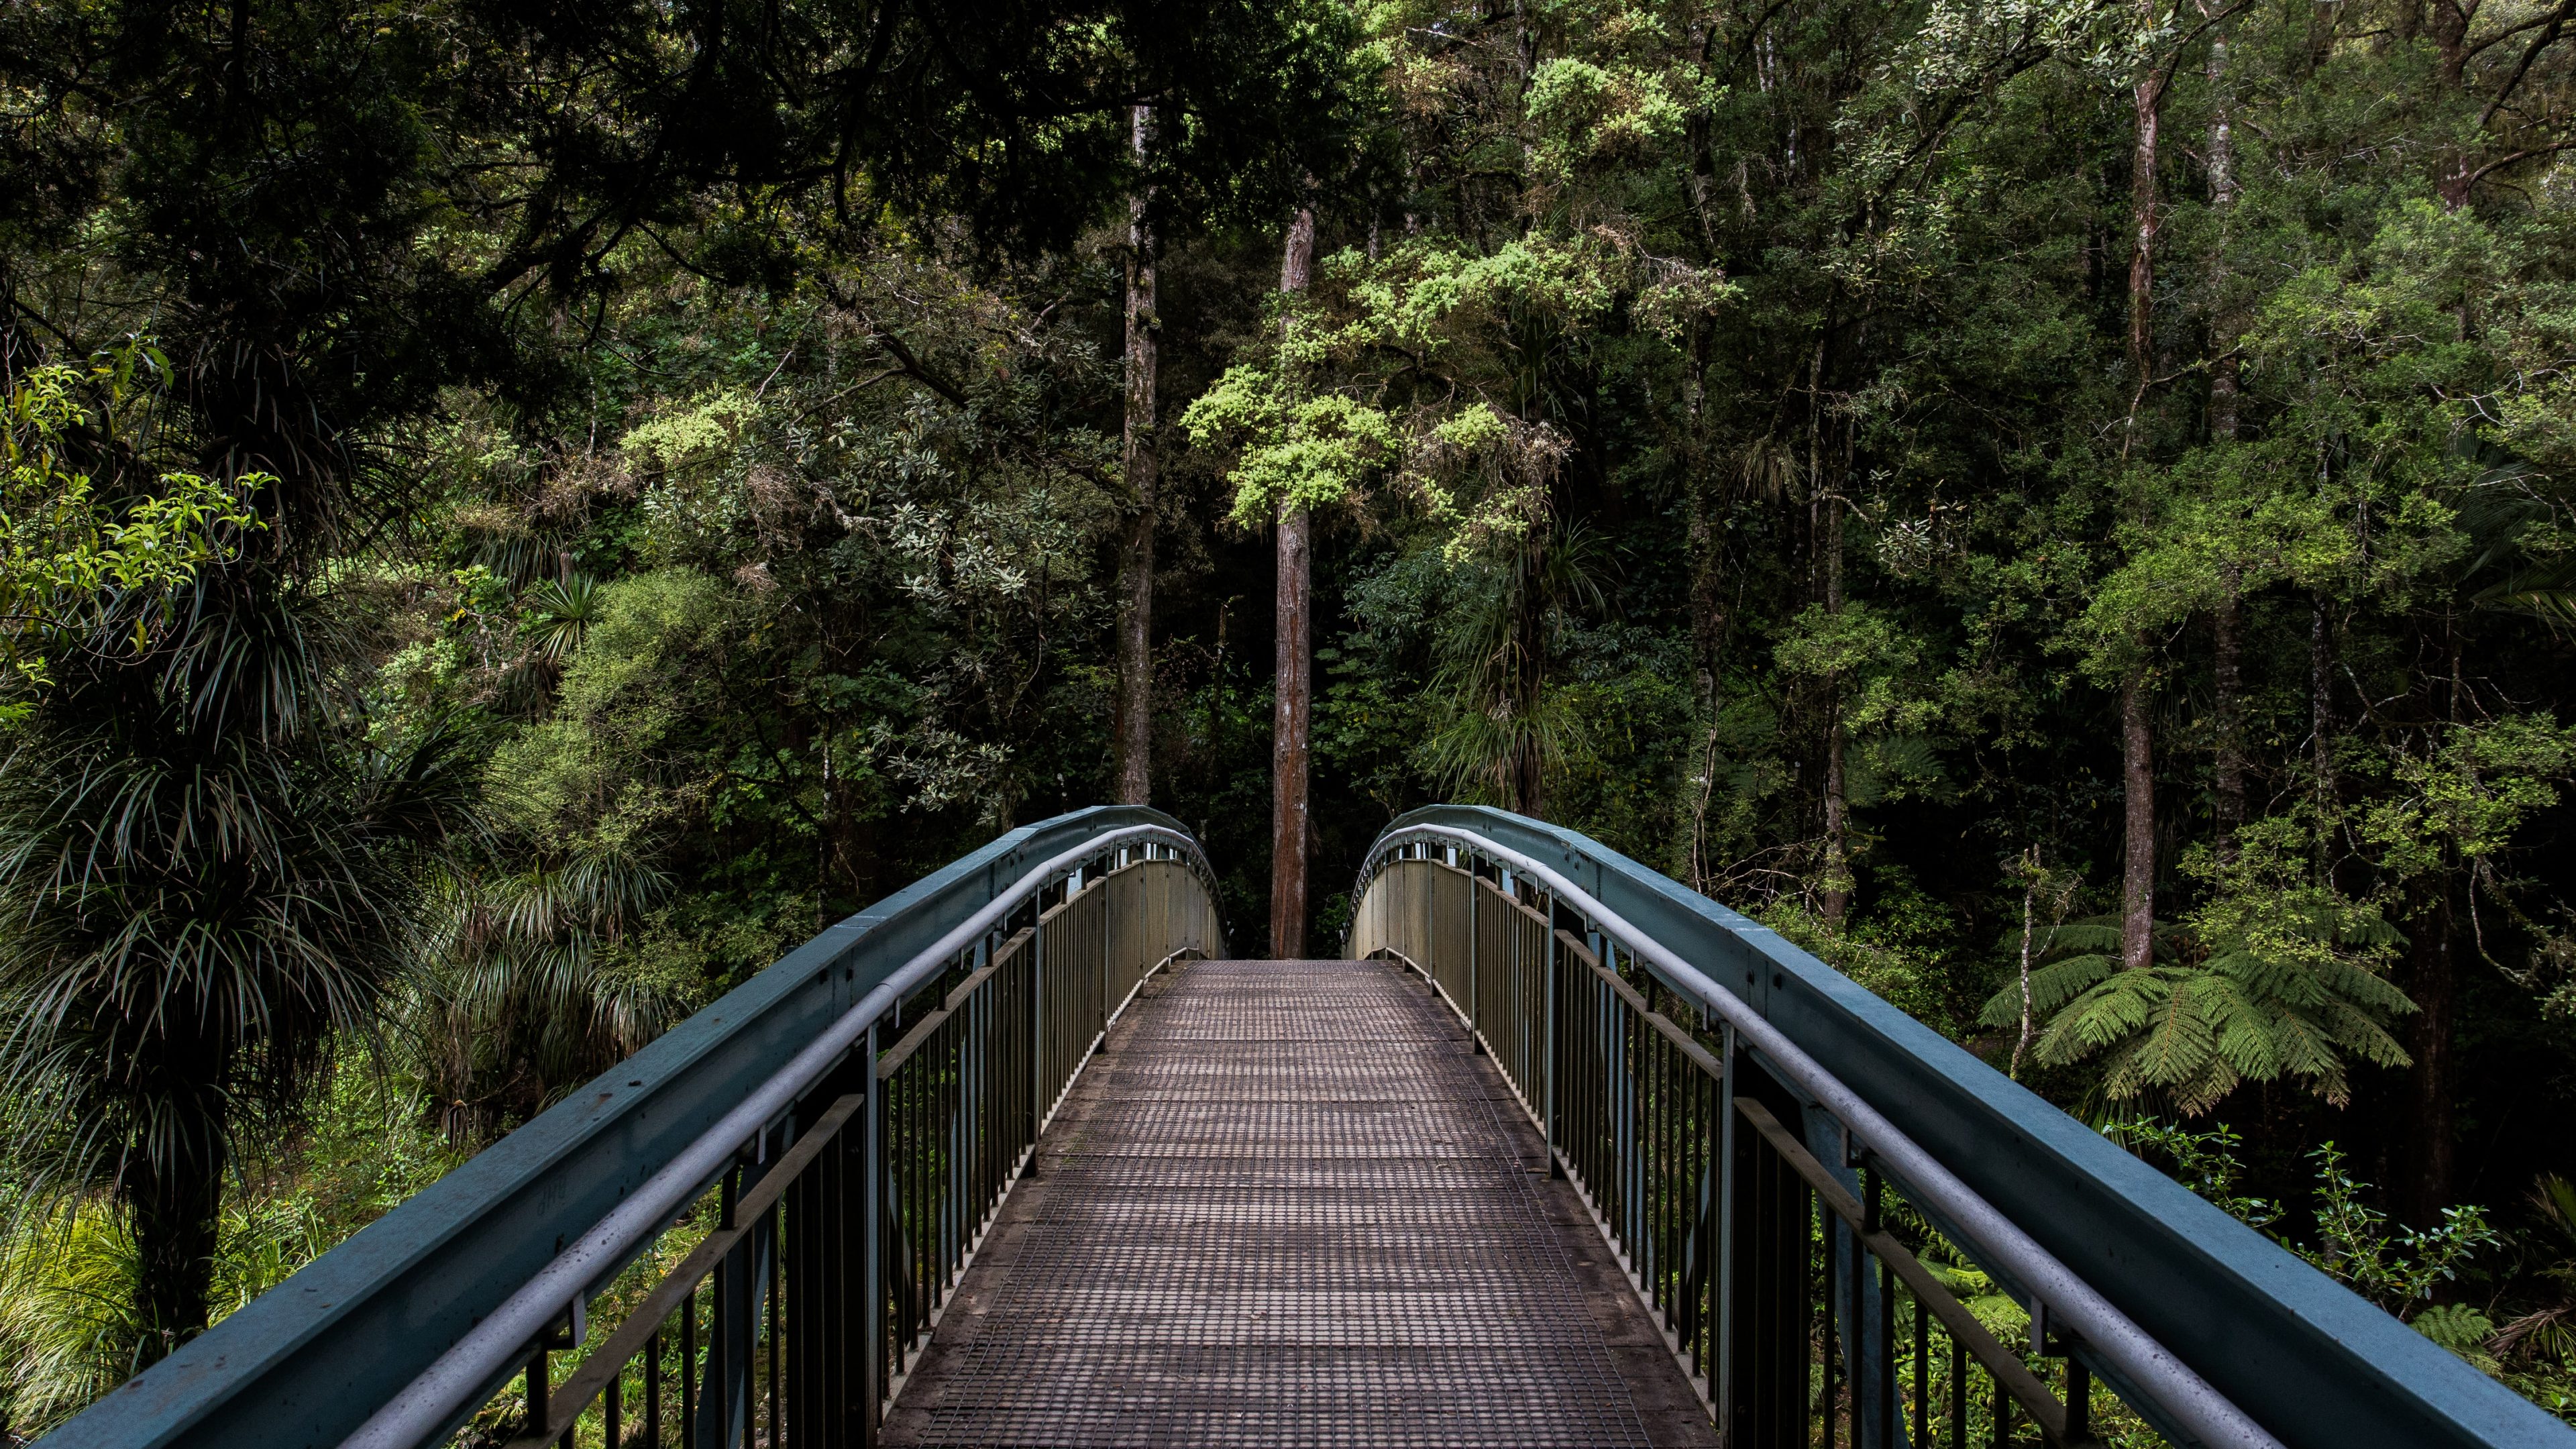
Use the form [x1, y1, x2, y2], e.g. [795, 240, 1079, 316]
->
[3, 0, 2576, 1434]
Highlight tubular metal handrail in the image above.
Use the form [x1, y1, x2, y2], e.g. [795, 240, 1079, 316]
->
[1349, 807, 2576, 1449]
[1356, 826, 2261, 1449]
[346, 823, 1210, 1449]
[42, 806, 1224, 1449]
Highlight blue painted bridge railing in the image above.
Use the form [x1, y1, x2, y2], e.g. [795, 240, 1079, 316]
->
[44, 806, 1224, 1449]
[39, 802, 2576, 1449]
[1347, 805, 2576, 1449]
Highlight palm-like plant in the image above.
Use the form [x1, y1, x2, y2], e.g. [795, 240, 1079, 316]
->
[411, 840, 688, 1142]
[520, 574, 604, 664]
[1421, 522, 1612, 816]
[0, 576, 479, 1362]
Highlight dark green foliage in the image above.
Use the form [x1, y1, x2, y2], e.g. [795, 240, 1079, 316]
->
[5, 0, 2576, 1430]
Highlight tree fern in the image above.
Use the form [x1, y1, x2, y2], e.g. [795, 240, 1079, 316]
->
[1980, 822, 2414, 1114]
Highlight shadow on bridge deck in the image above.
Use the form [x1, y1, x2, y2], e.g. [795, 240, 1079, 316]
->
[883, 957, 1717, 1447]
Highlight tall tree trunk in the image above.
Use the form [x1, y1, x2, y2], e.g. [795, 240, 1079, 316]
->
[2404, 879, 2459, 1224]
[1112, 105, 1159, 806]
[131, 1139, 224, 1364]
[1685, 325, 1721, 713]
[2120, 8, 2164, 972]
[1270, 206, 1316, 959]
[2213, 567, 2247, 859]
[2128, 9, 2164, 407]
[2122, 671, 2157, 971]
[2119, 5, 2173, 418]
[2428, 0, 2472, 85]
[2206, 19, 2246, 862]
[2205, 10, 2241, 445]
[2312, 592, 2339, 814]
[2015, 851, 2040, 1077]
[1821, 492, 1850, 928]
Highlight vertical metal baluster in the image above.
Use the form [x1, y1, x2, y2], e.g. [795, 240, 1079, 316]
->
[1913, 1287, 1928, 1449]
[716, 1165, 737, 1448]
[2066, 1355, 2092, 1445]
[1947, 1332, 1964, 1449]
[1658, 1026, 1671, 1314]
[682, 1282, 698, 1449]
[770, 1195, 783, 1447]
[605, 1360, 622, 1449]
[1543, 922, 1558, 1173]
[1990, 1368, 2007, 1448]
[647, 1330, 662, 1449]
[525, 1345, 549, 1441]
[1822, 1195, 1837, 1449]
[1716, 1029, 1738, 1432]
[1851, 1192, 1870, 1449]
[1878, 1252, 1895, 1449]
[861, 1019, 883, 1447]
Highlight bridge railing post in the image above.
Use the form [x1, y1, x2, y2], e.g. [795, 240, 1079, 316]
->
[1467, 856, 1481, 1052]
[1542, 918, 1561, 1177]
[861, 1020, 883, 1447]
[1713, 1020, 1737, 1432]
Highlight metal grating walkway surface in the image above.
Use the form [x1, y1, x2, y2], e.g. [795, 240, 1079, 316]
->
[883, 959, 1716, 1448]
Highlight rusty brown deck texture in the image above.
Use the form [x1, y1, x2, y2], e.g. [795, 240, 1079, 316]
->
[881, 957, 1717, 1448]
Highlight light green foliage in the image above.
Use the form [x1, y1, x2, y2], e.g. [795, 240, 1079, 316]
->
[1525, 58, 1689, 182]
[1767, 869, 1976, 1034]
[1184, 230, 1717, 548]
[493, 568, 736, 839]
[1185, 372, 1401, 523]
[0, 349, 266, 723]
[2361, 716, 2576, 881]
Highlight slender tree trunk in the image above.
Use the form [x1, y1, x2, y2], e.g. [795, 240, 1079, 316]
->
[2428, 0, 2471, 85]
[2118, 11, 2165, 971]
[1685, 327, 1722, 714]
[2205, 11, 2241, 444]
[2312, 592, 2339, 814]
[131, 1142, 224, 1363]
[2404, 879, 2459, 1223]
[1821, 494, 1851, 928]
[2128, 11, 2164, 409]
[1112, 105, 1159, 805]
[2015, 855, 2039, 1077]
[2214, 567, 2246, 859]
[2206, 23, 2245, 863]
[2122, 670, 2157, 971]
[1270, 207, 1316, 959]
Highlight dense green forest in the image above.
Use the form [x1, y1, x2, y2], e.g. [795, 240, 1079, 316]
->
[4, 0, 2576, 1434]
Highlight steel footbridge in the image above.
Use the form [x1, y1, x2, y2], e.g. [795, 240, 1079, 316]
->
[44, 808, 2576, 1448]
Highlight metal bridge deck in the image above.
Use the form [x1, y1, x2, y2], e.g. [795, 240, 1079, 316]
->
[883, 958, 1716, 1447]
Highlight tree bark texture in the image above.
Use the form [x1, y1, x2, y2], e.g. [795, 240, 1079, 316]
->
[2404, 880, 2459, 1223]
[1821, 494, 1849, 927]
[1112, 104, 1159, 806]
[2207, 28, 2245, 860]
[2206, 15, 2241, 442]
[2214, 566, 2247, 857]
[2122, 668, 2157, 972]
[2129, 19, 2164, 388]
[1270, 206, 1316, 959]
[2120, 16, 2163, 971]
[132, 1140, 224, 1363]
[2312, 592, 2339, 810]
